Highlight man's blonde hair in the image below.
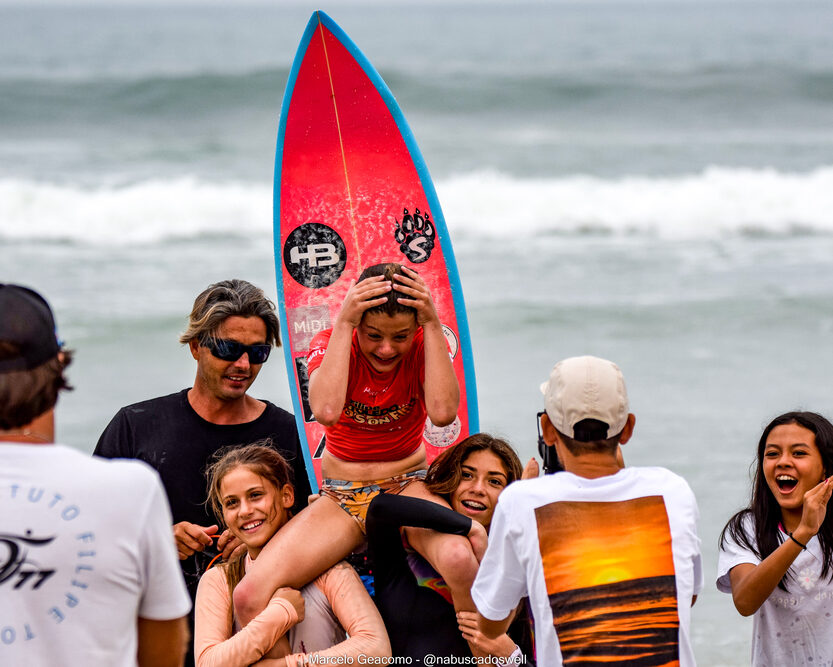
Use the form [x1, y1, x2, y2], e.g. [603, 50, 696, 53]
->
[179, 279, 280, 347]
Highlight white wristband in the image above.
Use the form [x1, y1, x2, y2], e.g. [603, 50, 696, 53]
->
[498, 645, 523, 666]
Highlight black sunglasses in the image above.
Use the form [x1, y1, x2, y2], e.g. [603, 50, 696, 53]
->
[203, 338, 271, 364]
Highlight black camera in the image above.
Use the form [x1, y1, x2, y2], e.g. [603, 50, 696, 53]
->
[536, 411, 564, 475]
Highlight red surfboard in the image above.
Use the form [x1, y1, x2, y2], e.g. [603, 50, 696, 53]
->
[274, 11, 478, 490]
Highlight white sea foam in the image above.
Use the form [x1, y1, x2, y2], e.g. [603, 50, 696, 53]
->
[439, 166, 833, 240]
[2, 167, 833, 246]
[0, 177, 271, 245]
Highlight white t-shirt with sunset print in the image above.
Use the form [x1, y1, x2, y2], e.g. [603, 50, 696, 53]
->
[472, 467, 702, 667]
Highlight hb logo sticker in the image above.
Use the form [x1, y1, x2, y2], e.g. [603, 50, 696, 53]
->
[284, 222, 347, 288]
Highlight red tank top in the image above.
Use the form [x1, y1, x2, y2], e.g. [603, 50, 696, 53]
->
[306, 328, 426, 462]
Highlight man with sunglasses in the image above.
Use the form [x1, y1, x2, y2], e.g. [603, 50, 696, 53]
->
[94, 279, 311, 666]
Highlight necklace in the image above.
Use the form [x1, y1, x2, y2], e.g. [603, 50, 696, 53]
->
[0, 429, 52, 443]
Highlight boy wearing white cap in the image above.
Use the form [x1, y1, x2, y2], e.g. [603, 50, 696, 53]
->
[471, 355, 702, 666]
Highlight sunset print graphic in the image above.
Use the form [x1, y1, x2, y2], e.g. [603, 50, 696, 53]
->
[536, 496, 679, 666]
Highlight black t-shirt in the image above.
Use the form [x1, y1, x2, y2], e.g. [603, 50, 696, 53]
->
[94, 388, 311, 596]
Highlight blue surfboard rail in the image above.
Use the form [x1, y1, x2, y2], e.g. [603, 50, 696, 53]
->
[273, 13, 325, 492]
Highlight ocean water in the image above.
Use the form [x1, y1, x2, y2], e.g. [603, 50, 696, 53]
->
[3, 2, 833, 663]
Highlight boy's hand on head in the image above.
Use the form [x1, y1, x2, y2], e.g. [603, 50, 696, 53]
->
[393, 266, 440, 326]
[336, 276, 392, 328]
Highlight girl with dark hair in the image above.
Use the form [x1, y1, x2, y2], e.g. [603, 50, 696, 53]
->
[232, 263, 476, 637]
[194, 442, 390, 666]
[366, 433, 535, 663]
[717, 411, 833, 665]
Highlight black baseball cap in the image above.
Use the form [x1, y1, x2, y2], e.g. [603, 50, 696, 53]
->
[0, 284, 61, 373]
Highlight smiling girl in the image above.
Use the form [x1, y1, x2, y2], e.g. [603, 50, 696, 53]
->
[194, 443, 390, 667]
[366, 434, 534, 662]
[232, 263, 476, 633]
[717, 411, 833, 665]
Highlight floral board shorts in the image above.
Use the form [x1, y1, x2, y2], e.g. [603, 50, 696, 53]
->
[320, 469, 427, 533]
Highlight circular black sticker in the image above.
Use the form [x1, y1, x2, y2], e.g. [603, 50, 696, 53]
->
[283, 223, 347, 289]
